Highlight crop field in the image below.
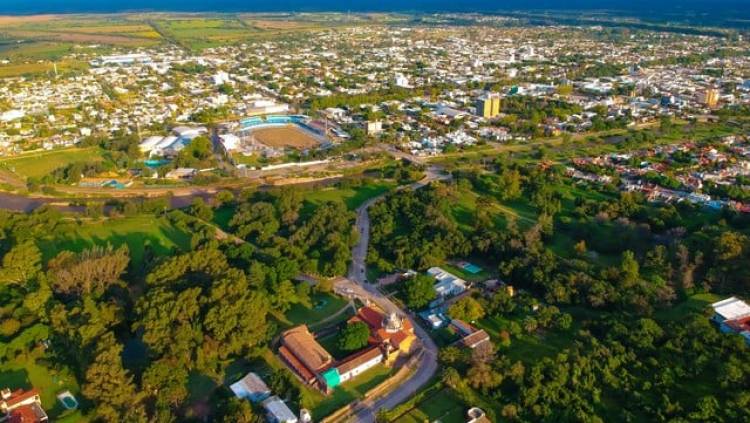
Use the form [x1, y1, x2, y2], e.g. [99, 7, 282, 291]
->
[251, 125, 322, 149]
[151, 18, 254, 49]
[0, 147, 105, 179]
[0, 16, 162, 48]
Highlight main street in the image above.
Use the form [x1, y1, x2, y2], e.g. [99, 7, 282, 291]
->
[335, 165, 450, 422]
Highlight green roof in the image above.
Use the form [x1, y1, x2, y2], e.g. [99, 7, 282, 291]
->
[321, 368, 341, 389]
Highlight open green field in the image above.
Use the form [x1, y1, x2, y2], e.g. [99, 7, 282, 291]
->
[303, 181, 395, 210]
[0, 351, 85, 422]
[0, 60, 89, 78]
[0, 147, 105, 179]
[280, 292, 351, 329]
[392, 387, 465, 423]
[36, 215, 191, 270]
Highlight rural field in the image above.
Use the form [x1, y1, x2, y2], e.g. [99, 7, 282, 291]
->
[252, 125, 321, 149]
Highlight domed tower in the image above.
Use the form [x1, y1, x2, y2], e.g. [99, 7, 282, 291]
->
[383, 312, 404, 333]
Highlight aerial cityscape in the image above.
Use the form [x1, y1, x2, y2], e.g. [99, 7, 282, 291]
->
[0, 6, 749, 423]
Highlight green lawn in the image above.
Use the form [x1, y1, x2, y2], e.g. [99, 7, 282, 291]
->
[654, 293, 722, 322]
[392, 388, 466, 423]
[0, 351, 85, 421]
[212, 205, 236, 231]
[36, 215, 191, 271]
[0, 147, 104, 179]
[309, 364, 393, 420]
[281, 292, 350, 329]
[303, 181, 395, 211]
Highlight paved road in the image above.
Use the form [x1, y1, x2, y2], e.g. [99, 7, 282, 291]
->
[335, 166, 450, 423]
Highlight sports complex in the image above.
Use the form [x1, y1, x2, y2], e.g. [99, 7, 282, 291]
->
[238, 115, 332, 150]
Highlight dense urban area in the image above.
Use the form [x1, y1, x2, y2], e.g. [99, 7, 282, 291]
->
[0, 11, 750, 423]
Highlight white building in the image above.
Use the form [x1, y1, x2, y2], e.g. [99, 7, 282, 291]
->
[213, 71, 231, 86]
[0, 110, 24, 122]
[427, 267, 467, 298]
[394, 73, 411, 88]
[229, 372, 271, 403]
[336, 346, 383, 384]
[219, 134, 241, 152]
[262, 396, 298, 423]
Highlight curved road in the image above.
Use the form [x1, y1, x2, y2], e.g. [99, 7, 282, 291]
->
[336, 166, 450, 422]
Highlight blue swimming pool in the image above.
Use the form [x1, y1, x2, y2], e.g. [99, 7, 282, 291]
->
[462, 263, 482, 274]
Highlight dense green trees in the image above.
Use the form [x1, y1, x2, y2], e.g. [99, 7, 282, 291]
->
[403, 274, 437, 309]
[368, 184, 470, 271]
[338, 321, 371, 351]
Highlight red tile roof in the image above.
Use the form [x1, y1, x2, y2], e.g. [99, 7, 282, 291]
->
[278, 345, 316, 383]
[354, 306, 384, 330]
[4, 389, 39, 409]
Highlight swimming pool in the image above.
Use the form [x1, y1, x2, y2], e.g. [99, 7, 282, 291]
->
[462, 263, 482, 274]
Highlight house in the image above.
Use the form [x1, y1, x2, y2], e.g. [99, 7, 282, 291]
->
[427, 267, 467, 298]
[165, 168, 197, 180]
[451, 319, 491, 349]
[711, 297, 750, 345]
[321, 345, 384, 390]
[0, 388, 48, 423]
[261, 396, 298, 423]
[229, 372, 271, 403]
[461, 329, 491, 349]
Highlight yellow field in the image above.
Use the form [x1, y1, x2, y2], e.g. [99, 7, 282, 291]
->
[0, 60, 88, 78]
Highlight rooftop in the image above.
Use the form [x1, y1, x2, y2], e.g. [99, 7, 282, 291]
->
[712, 297, 750, 321]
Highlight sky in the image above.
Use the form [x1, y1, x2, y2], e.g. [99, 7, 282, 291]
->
[0, 0, 746, 15]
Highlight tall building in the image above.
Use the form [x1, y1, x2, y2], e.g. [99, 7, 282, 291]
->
[475, 93, 501, 118]
[700, 88, 720, 108]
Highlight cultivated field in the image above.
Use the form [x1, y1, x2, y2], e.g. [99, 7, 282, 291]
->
[252, 125, 321, 149]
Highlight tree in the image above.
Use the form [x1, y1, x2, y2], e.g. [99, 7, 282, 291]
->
[82, 332, 145, 422]
[449, 296, 485, 322]
[338, 321, 370, 351]
[0, 241, 42, 285]
[620, 250, 640, 288]
[404, 275, 437, 309]
[189, 197, 214, 222]
[218, 397, 261, 423]
[467, 362, 503, 391]
[142, 359, 189, 410]
[47, 245, 129, 296]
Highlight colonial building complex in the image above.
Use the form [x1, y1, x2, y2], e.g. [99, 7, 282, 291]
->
[278, 305, 416, 393]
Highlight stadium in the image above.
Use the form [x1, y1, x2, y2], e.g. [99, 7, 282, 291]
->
[237, 115, 332, 151]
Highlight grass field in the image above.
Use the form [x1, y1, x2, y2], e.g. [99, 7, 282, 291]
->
[252, 125, 322, 150]
[303, 181, 395, 210]
[281, 292, 350, 329]
[392, 388, 466, 423]
[36, 215, 191, 270]
[0, 147, 105, 179]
